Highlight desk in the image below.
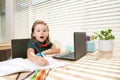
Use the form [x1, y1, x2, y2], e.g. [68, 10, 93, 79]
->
[0, 43, 11, 60]
[0, 43, 11, 50]
[0, 51, 120, 80]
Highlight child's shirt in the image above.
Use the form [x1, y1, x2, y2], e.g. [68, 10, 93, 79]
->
[27, 40, 53, 54]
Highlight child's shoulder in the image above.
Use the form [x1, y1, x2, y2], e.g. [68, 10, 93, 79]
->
[28, 39, 36, 44]
[27, 39, 36, 48]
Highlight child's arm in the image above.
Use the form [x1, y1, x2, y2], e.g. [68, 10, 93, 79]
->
[42, 44, 61, 54]
[27, 48, 49, 66]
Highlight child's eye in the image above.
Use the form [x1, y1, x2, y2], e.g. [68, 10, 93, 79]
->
[37, 30, 40, 32]
[43, 30, 47, 32]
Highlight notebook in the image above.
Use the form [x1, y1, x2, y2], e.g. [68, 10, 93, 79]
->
[53, 32, 86, 61]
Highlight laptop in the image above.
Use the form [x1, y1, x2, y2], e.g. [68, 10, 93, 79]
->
[53, 32, 86, 61]
[11, 38, 30, 58]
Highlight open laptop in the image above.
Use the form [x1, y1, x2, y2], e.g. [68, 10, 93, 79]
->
[11, 38, 30, 58]
[53, 32, 86, 61]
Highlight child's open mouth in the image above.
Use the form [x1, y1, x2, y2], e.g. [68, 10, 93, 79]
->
[40, 36, 44, 39]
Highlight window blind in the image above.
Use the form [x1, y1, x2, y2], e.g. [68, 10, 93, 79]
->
[15, 0, 120, 55]
[82, 0, 120, 56]
[15, 0, 31, 38]
[32, 0, 85, 47]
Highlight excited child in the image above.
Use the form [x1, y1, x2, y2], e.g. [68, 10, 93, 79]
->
[27, 19, 60, 66]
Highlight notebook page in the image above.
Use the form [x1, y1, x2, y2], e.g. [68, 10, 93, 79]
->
[0, 57, 64, 76]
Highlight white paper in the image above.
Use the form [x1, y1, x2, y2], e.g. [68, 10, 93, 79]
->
[0, 57, 64, 76]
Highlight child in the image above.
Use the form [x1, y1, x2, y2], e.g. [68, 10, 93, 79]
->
[27, 19, 61, 66]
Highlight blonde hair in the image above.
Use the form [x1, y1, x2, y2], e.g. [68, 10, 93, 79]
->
[31, 19, 50, 44]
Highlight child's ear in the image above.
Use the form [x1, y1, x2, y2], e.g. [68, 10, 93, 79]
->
[33, 33, 35, 37]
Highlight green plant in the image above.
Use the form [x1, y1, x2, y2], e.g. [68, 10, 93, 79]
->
[94, 28, 115, 40]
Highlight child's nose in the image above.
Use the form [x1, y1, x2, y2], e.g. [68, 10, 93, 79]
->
[40, 31, 44, 34]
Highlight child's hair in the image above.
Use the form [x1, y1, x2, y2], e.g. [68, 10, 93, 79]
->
[31, 19, 50, 44]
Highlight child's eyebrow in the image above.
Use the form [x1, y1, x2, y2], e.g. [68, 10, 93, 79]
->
[42, 29, 47, 30]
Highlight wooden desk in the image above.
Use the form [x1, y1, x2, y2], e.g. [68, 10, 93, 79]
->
[0, 43, 11, 50]
[0, 52, 120, 80]
[0, 43, 11, 60]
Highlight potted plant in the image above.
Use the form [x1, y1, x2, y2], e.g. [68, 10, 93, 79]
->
[94, 28, 115, 51]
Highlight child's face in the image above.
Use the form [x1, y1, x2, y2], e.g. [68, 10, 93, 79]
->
[33, 24, 49, 42]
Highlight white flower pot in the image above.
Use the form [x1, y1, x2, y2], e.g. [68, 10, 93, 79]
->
[98, 40, 113, 51]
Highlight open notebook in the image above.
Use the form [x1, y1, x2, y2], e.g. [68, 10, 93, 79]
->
[0, 57, 64, 76]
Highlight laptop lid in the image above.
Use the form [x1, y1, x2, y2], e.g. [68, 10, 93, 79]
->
[74, 32, 86, 60]
[11, 38, 30, 58]
[53, 32, 86, 60]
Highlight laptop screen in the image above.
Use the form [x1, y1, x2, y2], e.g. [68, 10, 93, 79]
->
[74, 32, 86, 60]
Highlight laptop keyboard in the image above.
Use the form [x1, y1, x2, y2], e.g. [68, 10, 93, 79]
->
[55, 52, 74, 57]
[62, 52, 74, 58]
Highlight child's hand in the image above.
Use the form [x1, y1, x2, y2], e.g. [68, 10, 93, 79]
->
[53, 48, 61, 54]
[51, 45, 61, 54]
[35, 56, 49, 66]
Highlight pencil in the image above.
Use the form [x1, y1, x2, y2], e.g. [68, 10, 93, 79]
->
[32, 42, 44, 57]
[21, 71, 36, 80]
[44, 68, 51, 80]
[16, 72, 21, 80]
